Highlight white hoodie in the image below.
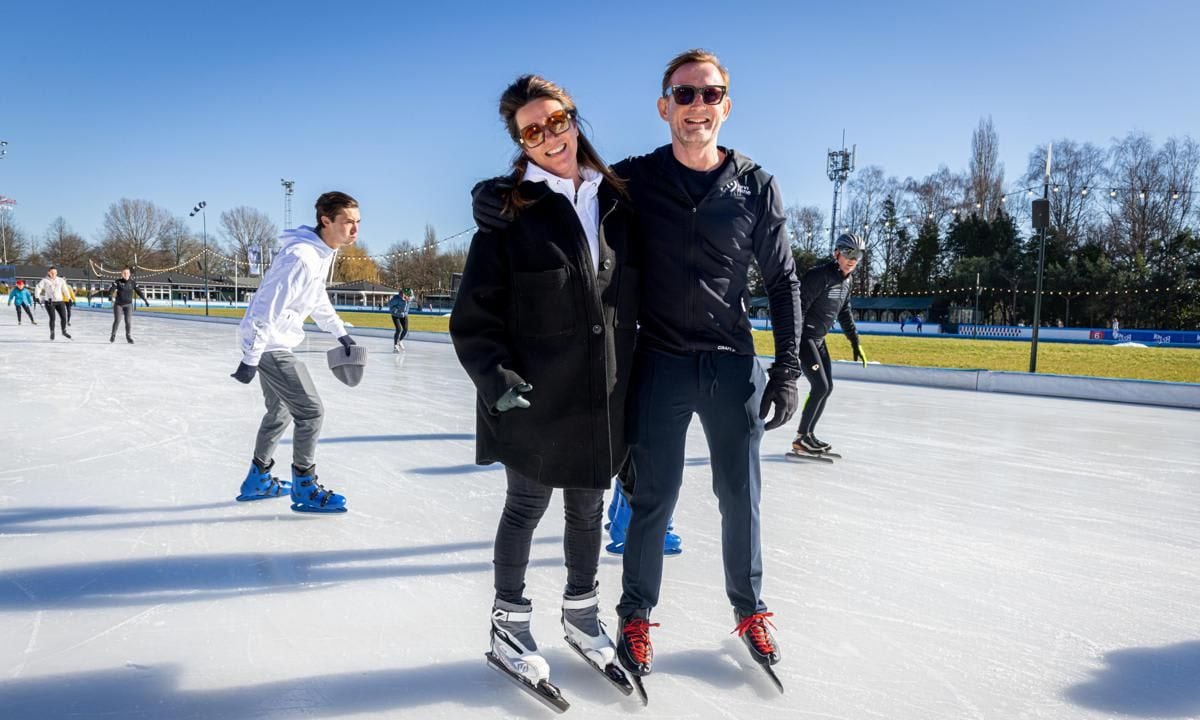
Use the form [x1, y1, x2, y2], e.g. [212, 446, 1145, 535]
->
[238, 226, 347, 366]
[35, 276, 72, 302]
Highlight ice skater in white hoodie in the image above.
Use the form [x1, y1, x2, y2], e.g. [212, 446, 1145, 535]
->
[230, 191, 360, 513]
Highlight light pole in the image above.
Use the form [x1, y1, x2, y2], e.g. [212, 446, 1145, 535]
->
[281, 179, 295, 228]
[0, 140, 8, 160]
[190, 201, 208, 316]
[826, 137, 856, 252]
[1029, 144, 1052, 372]
[973, 272, 981, 339]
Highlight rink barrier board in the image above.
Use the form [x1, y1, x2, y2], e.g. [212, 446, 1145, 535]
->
[88, 308, 1198, 410]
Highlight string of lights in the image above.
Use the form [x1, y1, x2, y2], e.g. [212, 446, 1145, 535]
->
[871, 284, 1188, 298]
[793, 184, 1197, 239]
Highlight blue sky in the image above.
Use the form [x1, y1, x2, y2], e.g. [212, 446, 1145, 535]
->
[1, 0, 1196, 254]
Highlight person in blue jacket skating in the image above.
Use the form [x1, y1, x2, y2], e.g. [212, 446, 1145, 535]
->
[7, 280, 36, 325]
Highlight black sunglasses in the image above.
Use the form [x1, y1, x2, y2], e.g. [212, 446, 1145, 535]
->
[517, 109, 575, 149]
[664, 84, 727, 105]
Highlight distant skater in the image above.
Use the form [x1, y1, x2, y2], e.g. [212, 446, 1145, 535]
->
[34, 266, 72, 340]
[8, 280, 36, 325]
[387, 287, 413, 352]
[106, 267, 151, 343]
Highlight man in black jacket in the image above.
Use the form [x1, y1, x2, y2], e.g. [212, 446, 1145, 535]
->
[474, 48, 802, 680]
[107, 268, 150, 343]
[792, 233, 868, 455]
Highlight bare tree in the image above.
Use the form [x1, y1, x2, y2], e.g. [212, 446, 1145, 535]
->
[1099, 130, 1185, 262]
[159, 216, 204, 267]
[1022, 139, 1105, 248]
[219, 207, 278, 272]
[969, 116, 1006, 220]
[43, 217, 91, 267]
[784, 204, 825, 253]
[903, 165, 967, 227]
[99, 198, 174, 268]
[1161, 135, 1200, 234]
[0, 211, 29, 264]
[842, 166, 897, 292]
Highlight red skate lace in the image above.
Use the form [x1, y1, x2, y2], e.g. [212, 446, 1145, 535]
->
[622, 618, 660, 664]
[732, 612, 777, 654]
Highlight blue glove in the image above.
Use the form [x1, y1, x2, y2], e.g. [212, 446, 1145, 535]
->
[337, 334, 356, 356]
[495, 382, 532, 412]
[231, 362, 257, 384]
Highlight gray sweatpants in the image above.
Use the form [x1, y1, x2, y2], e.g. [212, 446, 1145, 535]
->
[254, 351, 324, 470]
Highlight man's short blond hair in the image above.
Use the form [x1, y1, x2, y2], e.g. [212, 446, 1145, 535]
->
[661, 49, 730, 96]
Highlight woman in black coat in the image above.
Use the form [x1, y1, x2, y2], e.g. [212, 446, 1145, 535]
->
[450, 74, 638, 689]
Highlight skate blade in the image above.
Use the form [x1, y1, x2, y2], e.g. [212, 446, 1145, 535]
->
[485, 652, 570, 713]
[786, 451, 834, 464]
[761, 663, 784, 694]
[564, 637, 634, 696]
[629, 674, 648, 706]
[235, 493, 288, 502]
[290, 503, 348, 514]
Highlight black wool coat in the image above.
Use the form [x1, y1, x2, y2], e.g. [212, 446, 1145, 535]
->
[450, 179, 638, 489]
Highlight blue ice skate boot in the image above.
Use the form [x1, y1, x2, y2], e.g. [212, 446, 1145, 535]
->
[289, 464, 347, 514]
[605, 491, 681, 556]
[235, 458, 291, 501]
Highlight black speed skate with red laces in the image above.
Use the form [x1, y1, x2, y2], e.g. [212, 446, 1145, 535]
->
[616, 614, 658, 705]
[733, 611, 784, 693]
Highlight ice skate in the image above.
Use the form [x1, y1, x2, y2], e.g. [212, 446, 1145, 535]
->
[792, 433, 827, 454]
[289, 465, 347, 513]
[235, 458, 291, 501]
[787, 434, 840, 463]
[606, 491, 682, 556]
[616, 613, 657, 705]
[487, 598, 568, 712]
[393, 343, 401, 353]
[562, 585, 632, 695]
[733, 610, 783, 692]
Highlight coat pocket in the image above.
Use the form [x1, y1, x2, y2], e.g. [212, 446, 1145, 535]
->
[514, 267, 575, 337]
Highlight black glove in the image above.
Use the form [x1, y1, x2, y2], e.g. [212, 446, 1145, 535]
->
[495, 382, 533, 412]
[337, 334, 356, 356]
[231, 362, 257, 384]
[758, 366, 799, 431]
[471, 177, 515, 233]
[144, 300, 151, 308]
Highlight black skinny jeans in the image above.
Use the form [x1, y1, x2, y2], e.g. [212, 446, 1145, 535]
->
[391, 315, 409, 344]
[796, 336, 833, 436]
[14, 305, 34, 323]
[493, 466, 604, 604]
[44, 301, 68, 333]
[112, 304, 134, 338]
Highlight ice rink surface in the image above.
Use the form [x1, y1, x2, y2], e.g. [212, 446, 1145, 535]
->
[1, 309, 1198, 720]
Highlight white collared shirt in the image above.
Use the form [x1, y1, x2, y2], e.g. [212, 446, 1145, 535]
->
[523, 163, 602, 275]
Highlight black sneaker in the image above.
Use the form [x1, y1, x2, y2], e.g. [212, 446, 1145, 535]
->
[616, 614, 659, 676]
[733, 611, 780, 666]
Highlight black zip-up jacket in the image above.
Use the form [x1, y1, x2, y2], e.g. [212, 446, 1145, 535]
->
[800, 260, 859, 349]
[108, 277, 148, 306]
[613, 145, 801, 371]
